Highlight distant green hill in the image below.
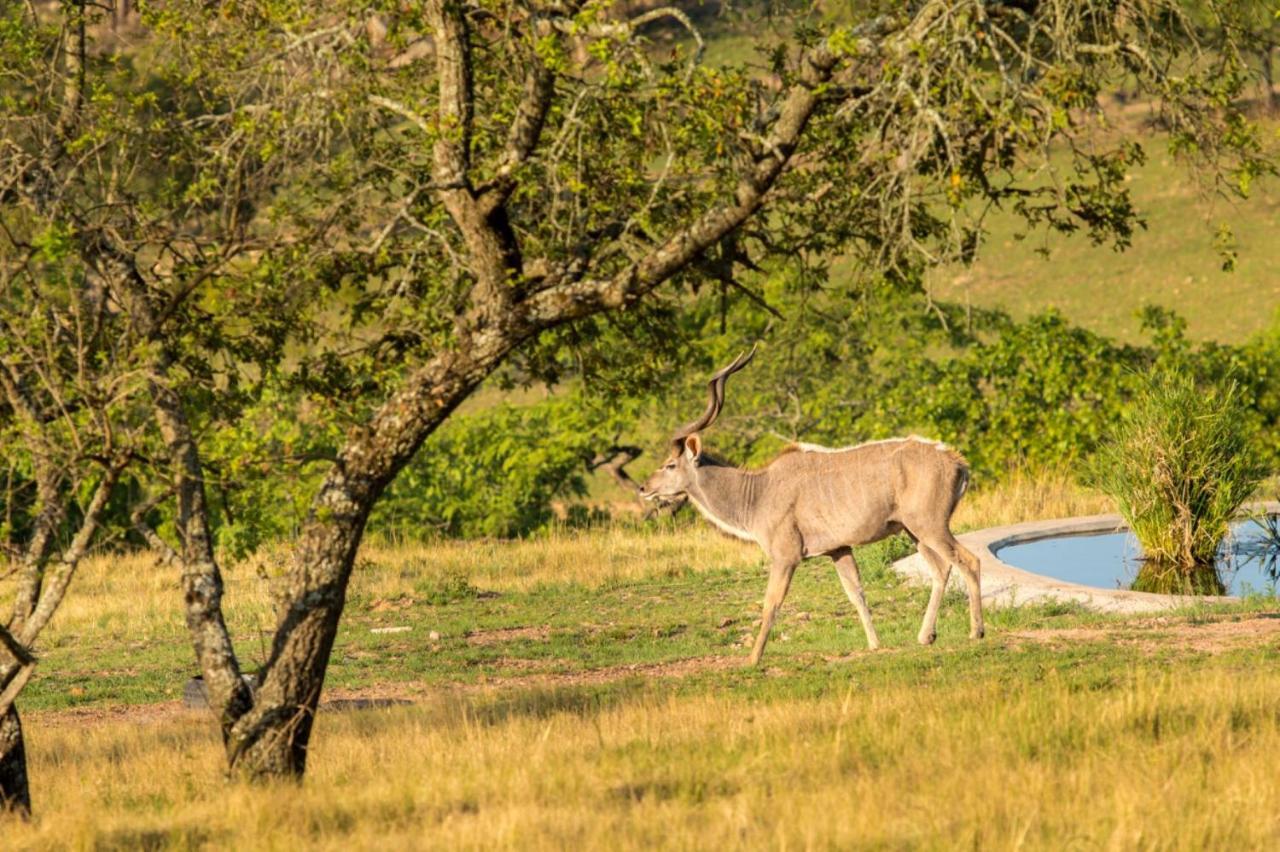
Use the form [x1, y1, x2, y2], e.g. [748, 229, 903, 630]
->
[691, 12, 1280, 344]
[925, 144, 1280, 344]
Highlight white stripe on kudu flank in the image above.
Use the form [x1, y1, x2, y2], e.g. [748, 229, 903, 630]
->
[795, 436, 952, 454]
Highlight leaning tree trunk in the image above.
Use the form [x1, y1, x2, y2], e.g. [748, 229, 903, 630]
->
[225, 338, 513, 777]
[0, 465, 63, 819]
[0, 704, 30, 816]
[176, 0, 868, 778]
[0, 466, 121, 816]
[0, 653, 36, 817]
[226, 500, 365, 776]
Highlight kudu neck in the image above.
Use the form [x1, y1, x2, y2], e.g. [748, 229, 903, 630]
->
[687, 461, 763, 535]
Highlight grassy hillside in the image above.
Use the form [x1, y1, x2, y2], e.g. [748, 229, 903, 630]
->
[698, 13, 1280, 344]
[927, 142, 1280, 344]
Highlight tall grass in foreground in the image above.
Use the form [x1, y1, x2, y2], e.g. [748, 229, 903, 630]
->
[1092, 371, 1265, 594]
[10, 667, 1280, 849]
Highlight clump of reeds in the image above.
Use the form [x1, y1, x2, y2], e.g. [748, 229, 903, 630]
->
[1092, 371, 1265, 594]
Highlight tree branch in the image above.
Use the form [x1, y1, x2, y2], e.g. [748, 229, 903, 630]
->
[130, 488, 180, 566]
[427, 0, 474, 191]
[520, 37, 849, 324]
[16, 459, 123, 646]
[477, 49, 556, 211]
[588, 445, 644, 495]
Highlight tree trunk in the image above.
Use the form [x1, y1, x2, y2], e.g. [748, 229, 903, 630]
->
[8, 470, 64, 636]
[0, 469, 121, 818]
[164, 1, 872, 779]
[226, 515, 359, 776]
[0, 704, 30, 817]
[225, 340, 512, 778]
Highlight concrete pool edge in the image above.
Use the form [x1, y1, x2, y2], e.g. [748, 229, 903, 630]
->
[890, 501, 1280, 614]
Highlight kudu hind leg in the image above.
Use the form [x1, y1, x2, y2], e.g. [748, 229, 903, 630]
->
[915, 544, 951, 646]
[832, 547, 879, 650]
[748, 560, 798, 666]
[918, 533, 985, 642]
[948, 537, 984, 639]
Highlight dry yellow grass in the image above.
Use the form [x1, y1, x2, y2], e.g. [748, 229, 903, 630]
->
[953, 465, 1112, 531]
[9, 666, 1280, 849]
[10, 473, 1095, 650]
[9, 527, 762, 648]
[357, 524, 763, 594]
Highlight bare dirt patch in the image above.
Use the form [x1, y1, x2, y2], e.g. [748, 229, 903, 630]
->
[473, 655, 739, 689]
[1005, 627, 1112, 645]
[29, 700, 199, 729]
[465, 625, 552, 646]
[1005, 614, 1280, 654]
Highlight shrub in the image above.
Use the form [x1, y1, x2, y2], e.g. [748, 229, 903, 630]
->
[1091, 371, 1266, 593]
[372, 399, 602, 539]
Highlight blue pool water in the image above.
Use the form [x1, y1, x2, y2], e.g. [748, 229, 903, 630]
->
[995, 518, 1280, 596]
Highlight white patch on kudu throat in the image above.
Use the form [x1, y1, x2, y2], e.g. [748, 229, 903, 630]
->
[687, 494, 756, 544]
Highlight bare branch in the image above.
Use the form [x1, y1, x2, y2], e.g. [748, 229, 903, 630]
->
[130, 489, 180, 566]
[16, 459, 124, 646]
[589, 445, 645, 495]
[477, 50, 556, 209]
[0, 626, 34, 669]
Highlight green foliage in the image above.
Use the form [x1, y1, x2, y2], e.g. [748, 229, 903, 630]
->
[373, 397, 609, 539]
[5, 0, 1279, 555]
[646, 264, 1280, 488]
[1091, 371, 1266, 592]
[862, 311, 1145, 472]
[200, 386, 345, 559]
[175, 291, 1280, 549]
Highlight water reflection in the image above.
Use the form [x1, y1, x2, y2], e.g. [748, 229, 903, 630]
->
[1225, 515, 1280, 590]
[996, 515, 1280, 596]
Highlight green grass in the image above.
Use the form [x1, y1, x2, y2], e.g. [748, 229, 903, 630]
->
[12, 534, 1026, 711]
[694, 20, 1280, 345]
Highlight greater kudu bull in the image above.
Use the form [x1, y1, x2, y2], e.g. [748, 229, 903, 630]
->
[640, 349, 984, 665]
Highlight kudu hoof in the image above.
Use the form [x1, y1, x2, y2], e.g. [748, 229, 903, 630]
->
[917, 632, 937, 646]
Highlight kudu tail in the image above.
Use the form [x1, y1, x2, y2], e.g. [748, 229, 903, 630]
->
[949, 457, 971, 514]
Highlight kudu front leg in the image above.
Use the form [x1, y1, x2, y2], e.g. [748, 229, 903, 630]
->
[747, 560, 798, 666]
[832, 547, 879, 651]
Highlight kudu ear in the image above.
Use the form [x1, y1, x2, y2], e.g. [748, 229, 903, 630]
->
[683, 433, 702, 460]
